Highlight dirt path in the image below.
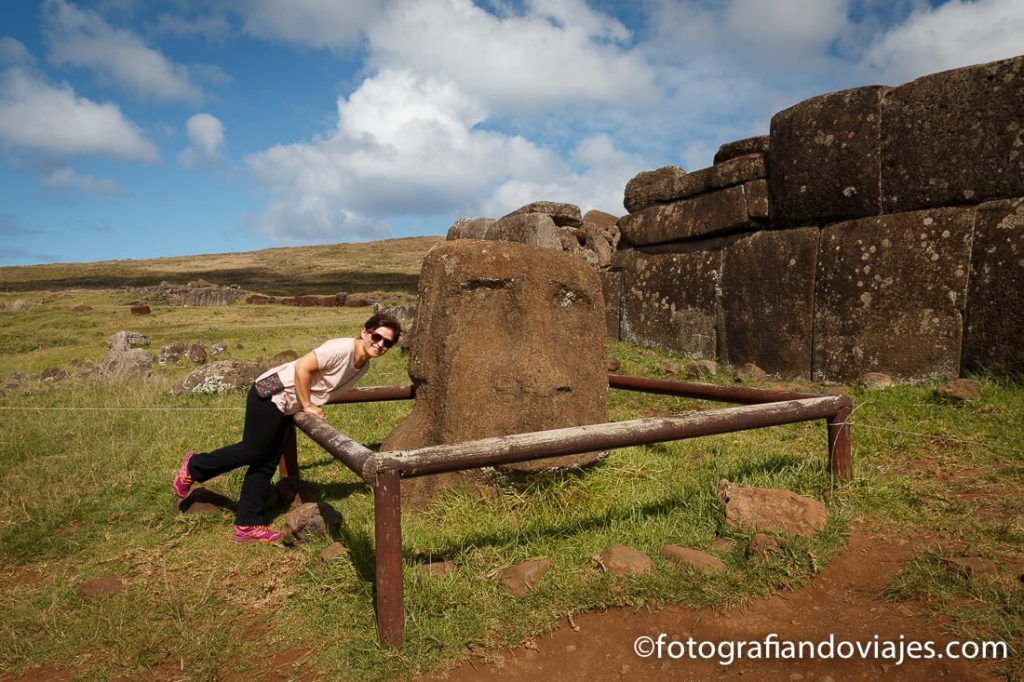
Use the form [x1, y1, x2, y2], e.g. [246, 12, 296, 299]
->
[423, 523, 1003, 681]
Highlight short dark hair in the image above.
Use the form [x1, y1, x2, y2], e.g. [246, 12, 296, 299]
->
[363, 312, 401, 343]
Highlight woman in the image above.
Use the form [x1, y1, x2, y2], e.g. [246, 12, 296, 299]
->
[173, 312, 401, 542]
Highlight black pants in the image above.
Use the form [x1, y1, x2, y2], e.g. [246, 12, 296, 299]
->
[188, 386, 293, 526]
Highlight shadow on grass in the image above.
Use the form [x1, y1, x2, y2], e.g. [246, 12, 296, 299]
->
[0, 267, 420, 297]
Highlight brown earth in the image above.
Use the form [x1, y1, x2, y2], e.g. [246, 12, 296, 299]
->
[422, 522, 1004, 681]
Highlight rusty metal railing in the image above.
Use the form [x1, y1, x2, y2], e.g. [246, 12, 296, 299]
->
[277, 375, 853, 647]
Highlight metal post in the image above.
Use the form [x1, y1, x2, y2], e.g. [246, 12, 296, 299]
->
[827, 401, 853, 481]
[374, 467, 404, 647]
[277, 424, 299, 479]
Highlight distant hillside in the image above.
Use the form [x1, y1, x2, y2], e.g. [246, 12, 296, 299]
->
[0, 236, 444, 296]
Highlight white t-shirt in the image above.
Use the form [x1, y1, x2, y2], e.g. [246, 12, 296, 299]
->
[256, 337, 369, 415]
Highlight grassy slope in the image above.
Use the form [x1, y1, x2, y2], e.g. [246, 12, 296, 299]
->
[0, 244, 1020, 680]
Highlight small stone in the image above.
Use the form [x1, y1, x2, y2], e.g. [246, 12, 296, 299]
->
[130, 304, 151, 316]
[599, 545, 652, 576]
[607, 358, 621, 372]
[282, 502, 342, 546]
[501, 558, 553, 598]
[687, 360, 718, 379]
[859, 372, 894, 389]
[660, 545, 727, 572]
[77, 575, 124, 598]
[320, 542, 348, 563]
[657, 360, 680, 374]
[734, 363, 766, 383]
[40, 367, 68, 383]
[940, 556, 997, 580]
[72, 305, 93, 312]
[746, 533, 783, 559]
[419, 560, 456, 577]
[718, 480, 829, 537]
[935, 378, 981, 402]
[184, 342, 207, 364]
[712, 537, 737, 553]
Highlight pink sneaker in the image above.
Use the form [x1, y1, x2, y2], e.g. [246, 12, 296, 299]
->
[173, 451, 197, 499]
[233, 525, 283, 543]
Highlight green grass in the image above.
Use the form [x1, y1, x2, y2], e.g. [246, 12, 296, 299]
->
[0, 286, 1021, 679]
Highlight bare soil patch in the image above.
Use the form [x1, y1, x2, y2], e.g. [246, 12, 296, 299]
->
[423, 522, 1003, 681]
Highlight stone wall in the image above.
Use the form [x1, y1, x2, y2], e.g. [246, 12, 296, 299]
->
[615, 54, 1024, 382]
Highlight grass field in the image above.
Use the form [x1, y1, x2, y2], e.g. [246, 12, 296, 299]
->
[0, 246, 1021, 680]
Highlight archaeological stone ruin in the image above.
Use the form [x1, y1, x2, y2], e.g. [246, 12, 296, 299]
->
[448, 54, 1024, 383]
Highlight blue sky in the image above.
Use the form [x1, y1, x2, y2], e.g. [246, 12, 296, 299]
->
[1, 0, 1021, 266]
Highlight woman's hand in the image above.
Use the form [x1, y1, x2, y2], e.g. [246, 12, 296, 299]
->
[302, 404, 324, 420]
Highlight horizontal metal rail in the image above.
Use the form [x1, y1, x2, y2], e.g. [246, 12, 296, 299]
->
[607, 374, 816, 403]
[377, 396, 849, 478]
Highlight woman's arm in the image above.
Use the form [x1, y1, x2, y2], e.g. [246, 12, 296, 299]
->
[293, 351, 324, 419]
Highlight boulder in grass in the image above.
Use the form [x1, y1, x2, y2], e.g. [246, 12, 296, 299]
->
[282, 502, 342, 546]
[717, 480, 828, 538]
[687, 360, 718, 379]
[130, 304, 151, 316]
[108, 331, 150, 351]
[734, 363, 766, 383]
[660, 545, 726, 573]
[100, 348, 153, 379]
[859, 372, 894, 390]
[935, 378, 981, 403]
[500, 558, 552, 598]
[175, 360, 263, 395]
[320, 543, 349, 563]
[598, 545, 652, 576]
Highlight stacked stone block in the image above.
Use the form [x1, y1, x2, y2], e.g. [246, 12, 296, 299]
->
[615, 54, 1024, 381]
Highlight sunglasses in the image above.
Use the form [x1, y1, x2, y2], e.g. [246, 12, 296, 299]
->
[368, 330, 395, 349]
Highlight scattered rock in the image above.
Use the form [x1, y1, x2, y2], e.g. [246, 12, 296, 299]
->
[282, 502, 342, 546]
[687, 360, 718, 379]
[735, 362, 767, 383]
[859, 372, 894, 389]
[100, 348, 153, 379]
[130, 304, 151, 316]
[500, 558, 553, 598]
[711, 537, 737, 553]
[660, 545, 727, 572]
[657, 360, 681, 374]
[746, 533, 784, 559]
[419, 560, 456, 577]
[935, 378, 981, 402]
[158, 343, 188, 364]
[40, 367, 68, 383]
[77, 575, 124, 599]
[246, 294, 270, 304]
[4, 372, 27, 388]
[184, 342, 207, 364]
[320, 542, 348, 563]
[940, 556, 997, 580]
[210, 341, 227, 356]
[607, 358, 621, 373]
[717, 480, 829, 538]
[72, 305, 93, 312]
[175, 360, 263, 395]
[598, 545, 652, 576]
[269, 350, 299, 365]
[174, 487, 233, 515]
[108, 331, 150, 351]
[235, 343, 244, 350]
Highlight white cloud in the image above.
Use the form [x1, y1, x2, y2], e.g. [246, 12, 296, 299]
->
[0, 37, 35, 65]
[0, 67, 159, 162]
[365, 0, 658, 113]
[241, 0, 383, 52]
[860, 0, 1024, 84]
[43, 0, 202, 102]
[178, 113, 225, 168]
[41, 166, 122, 195]
[247, 69, 646, 242]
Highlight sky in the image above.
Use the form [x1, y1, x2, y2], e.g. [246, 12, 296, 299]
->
[0, 0, 1022, 266]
